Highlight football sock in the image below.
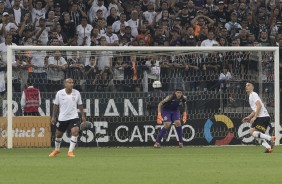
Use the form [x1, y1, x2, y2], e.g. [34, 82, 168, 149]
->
[157, 127, 167, 143]
[252, 131, 271, 141]
[261, 139, 271, 149]
[176, 126, 183, 143]
[69, 136, 78, 152]
[55, 138, 62, 151]
[255, 138, 262, 144]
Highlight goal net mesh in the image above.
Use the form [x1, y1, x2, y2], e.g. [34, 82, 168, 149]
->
[0, 47, 279, 147]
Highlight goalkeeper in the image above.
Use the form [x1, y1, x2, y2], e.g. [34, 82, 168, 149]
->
[154, 87, 187, 148]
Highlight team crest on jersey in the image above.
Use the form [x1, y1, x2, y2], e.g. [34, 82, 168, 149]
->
[163, 116, 168, 121]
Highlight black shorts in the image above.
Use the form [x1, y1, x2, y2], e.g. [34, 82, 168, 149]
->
[251, 116, 270, 133]
[56, 118, 80, 132]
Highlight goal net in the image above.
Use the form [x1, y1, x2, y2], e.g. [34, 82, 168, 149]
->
[1, 46, 280, 148]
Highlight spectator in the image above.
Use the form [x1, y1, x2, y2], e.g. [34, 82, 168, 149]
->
[103, 24, 119, 46]
[47, 50, 67, 92]
[112, 56, 125, 91]
[218, 37, 228, 46]
[201, 30, 219, 46]
[21, 0, 30, 12]
[28, 39, 47, 92]
[225, 12, 242, 39]
[142, 2, 156, 26]
[127, 10, 139, 37]
[0, 12, 17, 42]
[0, 33, 15, 94]
[66, 51, 84, 91]
[178, 5, 191, 27]
[76, 16, 93, 46]
[97, 36, 113, 70]
[238, 29, 249, 46]
[124, 56, 141, 92]
[238, 3, 249, 22]
[10, 0, 25, 25]
[45, 10, 58, 31]
[107, 7, 119, 26]
[214, 1, 228, 25]
[107, 0, 123, 17]
[9, 27, 21, 45]
[112, 12, 128, 33]
[96, 17, 106, 34]
[34, 17, 49, 45]
[159, 56, 171, 91]
[135, 24, 151, 46]
[54, 24, 66, 45]
[123, 25, 134, 43]
[85, 56, 99, 92]
[258, 30, 271, 46]
[96, 66, 113, 92]
[191, 13, 214, 37]
[30, 0, 49, 26]
[90, 26, 101, 45]
[12, 55, 29, 92]
[21, 78, 41, 116]
[89, 0, 107, 24]
[60, 12, 76, 42]
[219, 69, 232, 90]
[144, 55, 160, 91]
[204, 0, 218, 13]
[69, 1, 87, 27]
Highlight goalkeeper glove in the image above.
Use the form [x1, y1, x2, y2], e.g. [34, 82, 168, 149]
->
[157, 113, 162, 124]
[182, 112, 187, 123]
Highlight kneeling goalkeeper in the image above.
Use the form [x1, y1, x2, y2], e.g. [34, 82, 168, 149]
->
[154, 88, 187, 148]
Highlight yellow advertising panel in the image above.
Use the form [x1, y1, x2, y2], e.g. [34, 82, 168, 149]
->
[0, 116, 51, 147]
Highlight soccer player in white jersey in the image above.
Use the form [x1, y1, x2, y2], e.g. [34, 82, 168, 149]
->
[49, 78, 86, 157]
[242, 81, 276, 153]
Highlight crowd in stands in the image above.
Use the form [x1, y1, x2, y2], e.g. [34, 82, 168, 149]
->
[0, 0, 280, 94]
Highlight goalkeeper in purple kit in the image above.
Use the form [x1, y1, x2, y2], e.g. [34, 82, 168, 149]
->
[154, 88, 187, 148]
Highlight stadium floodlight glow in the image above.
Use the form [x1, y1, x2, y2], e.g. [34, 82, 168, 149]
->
[6, 46, 280, 148]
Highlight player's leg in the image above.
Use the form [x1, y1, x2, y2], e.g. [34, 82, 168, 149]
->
[49, 121, 67, 157]
[154, 110, 172, 148]
[250, 117, 275, 152]
[154, 121, 171, 148]
[172, 110, 183, 148]
[68, 118, 80, 157]
[250, 117, 275, 142]
[174, 120, 183, 148]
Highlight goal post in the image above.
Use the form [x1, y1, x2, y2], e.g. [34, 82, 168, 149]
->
[5, 46, 280, 148]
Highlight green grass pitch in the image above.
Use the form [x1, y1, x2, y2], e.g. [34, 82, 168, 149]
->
[0, 146, 281, 184]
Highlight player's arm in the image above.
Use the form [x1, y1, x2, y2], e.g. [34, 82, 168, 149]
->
[182, 101, 188, 123]
[242, 111, 255, 123]
[51, 104, 58, 125]
[157, 95, 172, 114]
[157, 95, 172, 124]
[250, 100, 262, 123]
[77, 92, 86, 123]
[78, 104, 86, 123]
[51, 92, 60, 125]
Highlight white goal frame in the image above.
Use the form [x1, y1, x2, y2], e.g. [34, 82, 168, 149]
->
[6, 46, 280, 148]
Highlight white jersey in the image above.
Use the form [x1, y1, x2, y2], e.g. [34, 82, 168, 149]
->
[54, 89, 82, 121]
[249, 91, 269, 117]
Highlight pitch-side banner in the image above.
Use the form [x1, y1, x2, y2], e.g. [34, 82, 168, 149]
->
[0, 92, 278, 147]
[54, 116, 274, 147]
[0, 116, 51, 147]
